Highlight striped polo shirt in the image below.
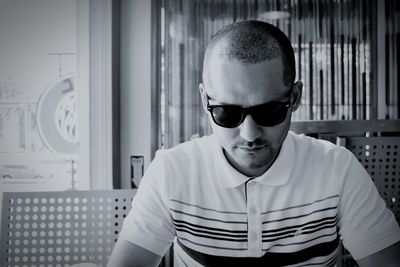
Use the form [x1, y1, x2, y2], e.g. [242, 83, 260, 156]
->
[120, 131, 400, 266]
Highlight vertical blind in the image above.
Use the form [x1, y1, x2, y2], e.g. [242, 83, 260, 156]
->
[385, 0, 400, 119]
[161, 0, 399, 148]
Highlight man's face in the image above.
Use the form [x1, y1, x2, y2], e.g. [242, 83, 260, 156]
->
[201, 56, 299, 177]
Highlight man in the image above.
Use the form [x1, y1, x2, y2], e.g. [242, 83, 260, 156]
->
[108, 20, 400, 266]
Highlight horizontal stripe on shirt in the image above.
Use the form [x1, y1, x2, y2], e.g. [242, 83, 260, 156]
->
[261, 195, 339, 215]
[177, 237, 340, 267]
[262, 206, 338, 224]
[173, 219, 247, 240]
[172, 216, 337, 244]
[170, 208, 247, 224]
[171, 199, 247, 215]
[262, 218, 338, 242]
[268, 231, 338, 249]
[178, 236, 249, 251]
[171, 195, 339, 217]
[171, 195, 339, 255]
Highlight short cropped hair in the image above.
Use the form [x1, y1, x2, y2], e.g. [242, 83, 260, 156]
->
[202, 20, 295, 87]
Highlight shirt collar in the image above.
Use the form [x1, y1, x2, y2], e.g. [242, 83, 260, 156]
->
[212, 131, 295, 188]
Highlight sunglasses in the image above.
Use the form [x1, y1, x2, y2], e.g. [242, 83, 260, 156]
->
[206, 94, 291, 128]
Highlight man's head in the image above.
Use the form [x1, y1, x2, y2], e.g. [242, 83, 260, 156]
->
[202, 20, 296, 88]
[199, 20, 302, 177]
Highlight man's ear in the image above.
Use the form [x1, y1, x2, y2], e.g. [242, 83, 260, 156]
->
[199, 83, 208, 112]
[290, 81, 303, 112]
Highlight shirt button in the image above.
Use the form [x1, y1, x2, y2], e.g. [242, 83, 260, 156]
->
[250, 233, 258, 241]
[250, 207, 257, 215]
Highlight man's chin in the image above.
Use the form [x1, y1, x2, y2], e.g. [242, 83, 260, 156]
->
[235, 155, 269, 169]
[233, 150, 274, 167]
[234, 159, 270, 176]
[241, 160, 268, 170]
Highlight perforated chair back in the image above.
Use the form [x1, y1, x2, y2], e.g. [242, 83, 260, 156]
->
[340, 136, 400, 223]
[0, 189, 136, 267]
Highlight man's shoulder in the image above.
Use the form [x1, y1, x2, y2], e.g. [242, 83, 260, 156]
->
[288, 131, 350, 157]
[156, 134, 216, 161]
[143, 135, 217, 191]
[150, 135, 217, 185]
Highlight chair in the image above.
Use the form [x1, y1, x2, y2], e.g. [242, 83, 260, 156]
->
[0, 189, 136, 267]
[337, 136, 400, 223]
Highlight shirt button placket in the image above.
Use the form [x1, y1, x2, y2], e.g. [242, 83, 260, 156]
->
[246, 180, 262, 257]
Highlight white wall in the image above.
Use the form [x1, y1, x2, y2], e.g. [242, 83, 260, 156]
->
[89, 0, 114, 190]
[120, 0, 153, 188]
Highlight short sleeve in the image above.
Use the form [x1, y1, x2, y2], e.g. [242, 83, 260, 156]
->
[337, 151, 400, 260]
[119, 152, 175, 256]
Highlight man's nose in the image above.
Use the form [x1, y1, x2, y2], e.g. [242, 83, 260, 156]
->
[239, 115, 262, 142]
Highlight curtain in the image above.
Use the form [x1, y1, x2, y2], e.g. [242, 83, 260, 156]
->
[385, 0, 400, 119]
[161, 0, 385, 148]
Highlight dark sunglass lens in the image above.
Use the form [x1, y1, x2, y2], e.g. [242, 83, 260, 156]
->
[212, 106, 243, 127]
[252, 104, 288, 126]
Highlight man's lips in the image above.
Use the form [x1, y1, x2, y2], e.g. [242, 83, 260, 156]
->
[237, 145, 265, 150]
